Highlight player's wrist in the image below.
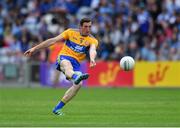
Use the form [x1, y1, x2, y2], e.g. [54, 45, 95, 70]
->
[32, 47, 37, 52]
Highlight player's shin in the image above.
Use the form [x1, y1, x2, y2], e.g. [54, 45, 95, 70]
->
[53, 84, 81, 115]
[62, 84, 81, 103]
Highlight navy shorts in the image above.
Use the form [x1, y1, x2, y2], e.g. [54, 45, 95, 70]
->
[56, 55, 81, 72]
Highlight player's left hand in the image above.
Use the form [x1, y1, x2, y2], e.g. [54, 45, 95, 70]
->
[90, 59, 96, 68]
[24, 47, 36, 57]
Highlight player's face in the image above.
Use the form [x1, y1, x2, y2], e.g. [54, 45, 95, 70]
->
[80, 22, 92, 36]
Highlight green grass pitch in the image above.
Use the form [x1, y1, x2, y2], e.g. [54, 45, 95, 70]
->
[0, 87, 180, 127]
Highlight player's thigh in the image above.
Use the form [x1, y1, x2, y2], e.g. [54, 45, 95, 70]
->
[60, 59, 73, 72]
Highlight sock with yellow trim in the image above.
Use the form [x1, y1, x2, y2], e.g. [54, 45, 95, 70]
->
[53, 100, 65, 111]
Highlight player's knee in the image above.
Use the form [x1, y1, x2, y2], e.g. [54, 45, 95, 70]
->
[64, 69, 73, 77]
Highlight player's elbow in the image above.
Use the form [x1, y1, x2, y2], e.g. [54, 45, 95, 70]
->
[89, 49, 97, 57]
[93, 50, 97, 56]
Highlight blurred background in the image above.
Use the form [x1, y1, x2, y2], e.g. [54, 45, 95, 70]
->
[0, 0, 180, 127]
[0, 0, 179, 87]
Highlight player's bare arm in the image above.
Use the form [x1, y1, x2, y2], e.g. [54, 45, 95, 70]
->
[24, 35, 64, 57]
[89, 44, 97, 68]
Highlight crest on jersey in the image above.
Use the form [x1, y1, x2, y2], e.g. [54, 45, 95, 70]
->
[80, 38, 84, 44]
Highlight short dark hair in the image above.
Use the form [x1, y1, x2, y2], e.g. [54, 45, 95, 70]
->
[80, 18, 91, 26]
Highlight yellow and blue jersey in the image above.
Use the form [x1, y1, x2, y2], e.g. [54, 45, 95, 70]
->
[56, 28, 98, 72]
[58, 28, 98, 62]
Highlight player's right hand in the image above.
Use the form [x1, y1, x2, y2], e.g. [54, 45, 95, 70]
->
[24, 48, 36, 57]
[90, 59, 96, 68]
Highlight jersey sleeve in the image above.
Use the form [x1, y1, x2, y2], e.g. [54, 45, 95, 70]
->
[60, 29, 71, 40]
[90, 38, 98, 48]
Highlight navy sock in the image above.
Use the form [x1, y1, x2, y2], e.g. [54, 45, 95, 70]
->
[72, 73, 78, 80]
[54, 101, 65, 110]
